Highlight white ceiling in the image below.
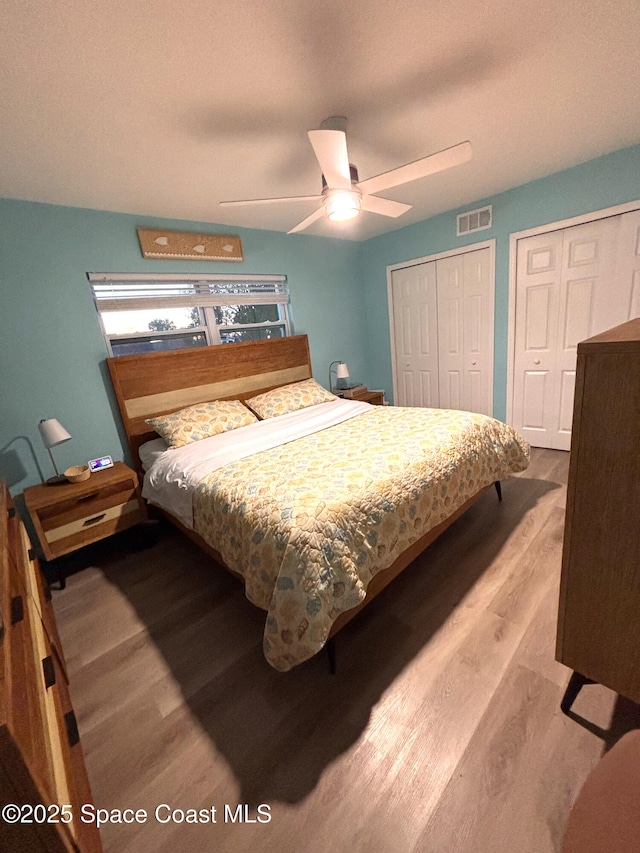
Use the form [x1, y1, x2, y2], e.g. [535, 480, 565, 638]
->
[2, 0, 640, 241]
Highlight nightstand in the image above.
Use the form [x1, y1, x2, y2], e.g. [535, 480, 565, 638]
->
[24, 462, 147, 563]
[350, 389, 385, 405]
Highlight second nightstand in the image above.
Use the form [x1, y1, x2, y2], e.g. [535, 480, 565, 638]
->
[349, 389, 385, 405]
[24, 461, 146, 562]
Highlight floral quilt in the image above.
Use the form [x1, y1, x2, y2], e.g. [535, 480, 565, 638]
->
[192, 406, 530, 670]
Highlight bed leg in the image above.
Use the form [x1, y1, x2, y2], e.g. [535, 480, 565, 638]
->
[494, 481, 502, 502]
[326, 637, 337, 675]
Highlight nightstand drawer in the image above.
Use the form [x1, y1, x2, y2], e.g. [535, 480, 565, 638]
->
[45, 498, 140, 543]
[36, 480, 136, 527]
[41, 500, 143, 559]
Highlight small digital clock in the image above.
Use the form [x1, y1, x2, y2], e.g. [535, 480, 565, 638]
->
[88, 455, 114, 472]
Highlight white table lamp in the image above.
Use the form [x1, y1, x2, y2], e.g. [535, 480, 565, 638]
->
[329, 360, 350, 392]
[38, 418, 71, 484]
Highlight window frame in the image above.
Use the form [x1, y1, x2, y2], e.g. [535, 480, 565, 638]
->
[88, 272, 291, 356]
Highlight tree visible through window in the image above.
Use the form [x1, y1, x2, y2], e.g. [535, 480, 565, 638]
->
[89, 274, 291, 356]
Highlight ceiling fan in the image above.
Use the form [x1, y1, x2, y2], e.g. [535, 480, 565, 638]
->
[220, 117, 472, 234]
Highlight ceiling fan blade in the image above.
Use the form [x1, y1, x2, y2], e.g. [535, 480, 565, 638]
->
[308, 129, 352, 190]
[358, 141, 472, 196]
[361, 195, 412, 218]
[220, 194, 320, 207]
[287, 207, 325, 234]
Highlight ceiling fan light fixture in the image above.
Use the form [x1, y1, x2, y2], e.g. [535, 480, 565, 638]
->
[221, 117, 472, 235]
[323, 188, 362, 222]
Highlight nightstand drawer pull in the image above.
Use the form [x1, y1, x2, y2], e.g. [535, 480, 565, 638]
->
[7, 506, 16, 519]
[76, 492, 99, 503]
[64, 710, 80, 747]
[10, 596, 24, 625]
[42, 655, 56, 689]
[45, 499, 140, 545]
[83, 513, 106, 526]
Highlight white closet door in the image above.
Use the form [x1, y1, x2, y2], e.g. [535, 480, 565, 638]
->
[513, 213, 637, 450]
[512, 230, 564, 448]
[613, 209, 640, 319]
[390, 263, 439, 407]
[390, 246, 494, 413]
[553, 217, 619, 449]
[436, 248, 494, 415]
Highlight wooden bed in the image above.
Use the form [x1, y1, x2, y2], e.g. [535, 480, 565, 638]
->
[107, 334, 496, 658]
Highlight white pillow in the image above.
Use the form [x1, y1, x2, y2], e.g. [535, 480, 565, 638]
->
[138, 437, 169, 471]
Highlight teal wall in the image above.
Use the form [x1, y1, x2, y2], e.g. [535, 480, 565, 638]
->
[0, 201, 363, 492]
[358, 143, 640, 418]
[2, 142, 640, 494]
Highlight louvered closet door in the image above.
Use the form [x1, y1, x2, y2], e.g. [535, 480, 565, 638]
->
[513, 212, 639, 450]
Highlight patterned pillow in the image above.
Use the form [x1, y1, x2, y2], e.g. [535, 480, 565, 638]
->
[145, 399, 257, 448]
[246, 378, 336, 419]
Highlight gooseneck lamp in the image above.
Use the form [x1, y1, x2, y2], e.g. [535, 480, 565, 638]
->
[328, 360, 350, 393]
[38, 418, 71, 484]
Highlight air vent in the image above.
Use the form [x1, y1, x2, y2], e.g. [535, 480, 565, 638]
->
[457, 205, 492, 236]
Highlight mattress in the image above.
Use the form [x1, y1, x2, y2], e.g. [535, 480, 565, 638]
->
[143, 400, 530, 670]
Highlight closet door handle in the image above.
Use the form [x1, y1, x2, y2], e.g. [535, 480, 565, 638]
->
[533, 358, 541, 365]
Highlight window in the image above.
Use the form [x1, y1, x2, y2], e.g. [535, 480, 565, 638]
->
[89, 273, 291, 356]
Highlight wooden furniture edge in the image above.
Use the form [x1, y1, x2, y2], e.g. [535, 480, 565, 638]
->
[556, 317, 640, 664]
[555, 344, 587, 660]
[1, 482, 103, 851]
[576, 316, 640, 347]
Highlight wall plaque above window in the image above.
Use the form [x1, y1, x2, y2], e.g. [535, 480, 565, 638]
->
[137, 228, 243, 261]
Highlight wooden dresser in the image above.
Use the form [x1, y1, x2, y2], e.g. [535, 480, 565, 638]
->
[556, 318, 640, 710]
[0, 482, 102, 852]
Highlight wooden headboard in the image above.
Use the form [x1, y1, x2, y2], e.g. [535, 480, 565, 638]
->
[107, 334, 312, 466]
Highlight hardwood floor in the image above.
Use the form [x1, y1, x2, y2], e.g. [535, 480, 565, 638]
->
[52, 448, 640, 853]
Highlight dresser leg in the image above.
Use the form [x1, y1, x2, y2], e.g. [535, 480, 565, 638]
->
[494, 481, 502, 502]
[561, 671, 596, 714]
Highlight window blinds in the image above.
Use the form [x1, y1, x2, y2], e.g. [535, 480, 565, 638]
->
[88, 272, 289, 312]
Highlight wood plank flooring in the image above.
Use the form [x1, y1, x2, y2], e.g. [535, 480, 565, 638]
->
[52, 448, 640, 853]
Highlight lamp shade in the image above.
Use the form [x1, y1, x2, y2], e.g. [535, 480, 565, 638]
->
[38, 418, 71, 449]
[336, 362, 350, 379]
